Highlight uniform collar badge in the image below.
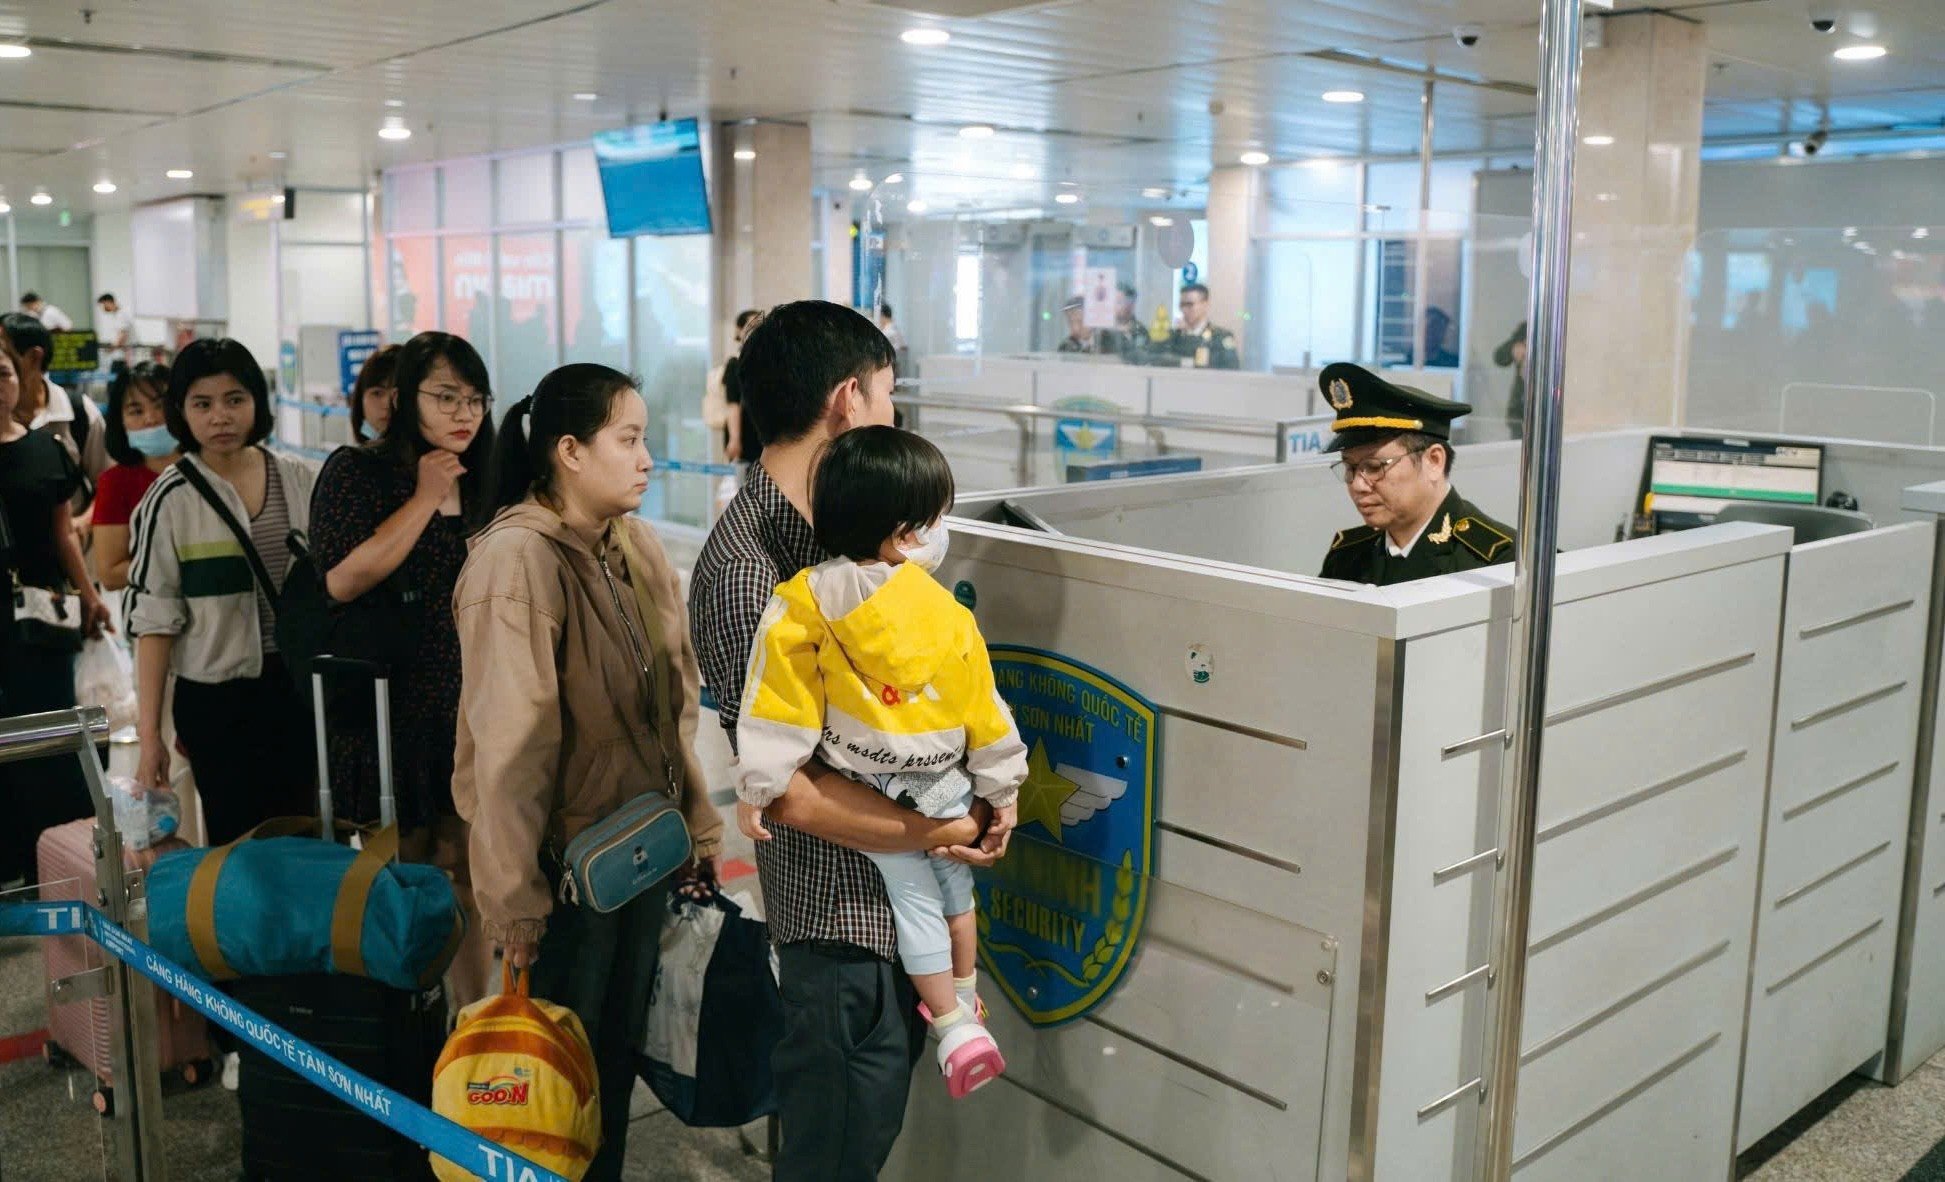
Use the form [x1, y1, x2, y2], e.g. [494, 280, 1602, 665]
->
[1428, 513, 1454, 544]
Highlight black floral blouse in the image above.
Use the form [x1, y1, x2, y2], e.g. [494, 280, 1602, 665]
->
[309, 445, 469, 831]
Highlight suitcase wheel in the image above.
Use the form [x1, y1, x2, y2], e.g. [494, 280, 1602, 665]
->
[92, 1086, 113, 1117]
[42, 1040, 75, 1069]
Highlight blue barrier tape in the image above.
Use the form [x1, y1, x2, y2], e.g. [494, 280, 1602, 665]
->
[650, 458, 739, 477]
[275, 396, 351, 419]
[0, 899, 569, 1182]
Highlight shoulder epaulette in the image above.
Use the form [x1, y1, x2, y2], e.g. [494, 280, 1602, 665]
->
[1454, 517, 1514, 562]
[1329, 525, 1381, 553]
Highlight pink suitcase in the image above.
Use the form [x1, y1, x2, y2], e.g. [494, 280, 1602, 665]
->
[36, 818, 214, 1114]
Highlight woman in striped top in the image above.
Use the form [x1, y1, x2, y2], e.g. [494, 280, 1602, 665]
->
[127, 339, 316, 845]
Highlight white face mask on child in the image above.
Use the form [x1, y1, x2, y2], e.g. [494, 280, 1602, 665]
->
[900, 522, 950, 573]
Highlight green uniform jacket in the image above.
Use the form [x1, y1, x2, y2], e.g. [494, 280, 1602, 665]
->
[1318, 487, 1517, 586]
[1161, 323, 1240, 369]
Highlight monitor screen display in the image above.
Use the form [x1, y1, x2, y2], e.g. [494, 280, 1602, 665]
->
[593, 119, 711, 238]
[1646, 435, 1824, 531]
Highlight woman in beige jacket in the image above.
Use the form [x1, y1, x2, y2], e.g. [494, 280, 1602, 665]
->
[452, 362, 722, 1182]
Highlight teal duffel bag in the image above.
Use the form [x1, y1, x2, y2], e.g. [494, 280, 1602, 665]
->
[147, 818, 464, 991]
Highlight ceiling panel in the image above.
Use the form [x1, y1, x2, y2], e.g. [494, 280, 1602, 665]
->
[0, 0, 1936, 216]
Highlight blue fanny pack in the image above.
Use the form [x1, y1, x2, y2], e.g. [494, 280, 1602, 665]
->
[560, 793, 691, 913]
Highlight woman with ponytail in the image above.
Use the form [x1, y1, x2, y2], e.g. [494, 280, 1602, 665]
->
[451, 364, 722, 1182]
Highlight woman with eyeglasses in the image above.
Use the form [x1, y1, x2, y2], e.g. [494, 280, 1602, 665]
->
[307, 330, 498, 1003]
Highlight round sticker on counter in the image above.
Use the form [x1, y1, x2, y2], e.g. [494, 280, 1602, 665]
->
[953, 580, 978, 610]
[1186, 644, 1214, 685]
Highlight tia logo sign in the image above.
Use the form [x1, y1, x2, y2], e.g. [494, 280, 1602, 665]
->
[466, 1071, 531, 1106]
[978, 648, 1157, 1027]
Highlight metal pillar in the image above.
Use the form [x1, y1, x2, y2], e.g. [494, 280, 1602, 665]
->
[1411, 78, 1435, 373]
[1474, 0, 1584, 1177]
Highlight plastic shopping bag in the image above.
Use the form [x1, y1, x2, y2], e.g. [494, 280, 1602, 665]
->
[637, 891, 783, 1127]
[74, 635, 138, 731]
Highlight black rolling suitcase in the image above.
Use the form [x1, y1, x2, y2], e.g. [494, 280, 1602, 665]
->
[232, 659, 448, 1182]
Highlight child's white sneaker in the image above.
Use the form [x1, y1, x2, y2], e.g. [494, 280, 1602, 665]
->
[937, 1018, 1005, 1099]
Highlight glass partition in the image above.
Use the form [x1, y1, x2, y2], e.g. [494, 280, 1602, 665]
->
[1683, 225, 1945, 445]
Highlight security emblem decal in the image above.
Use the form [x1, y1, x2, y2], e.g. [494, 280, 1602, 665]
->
[979, 647, 1158, 1027]
[1328, 378, 1354, 410]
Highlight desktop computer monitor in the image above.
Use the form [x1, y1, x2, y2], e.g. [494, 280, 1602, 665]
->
[1645, 435, 1825, 532]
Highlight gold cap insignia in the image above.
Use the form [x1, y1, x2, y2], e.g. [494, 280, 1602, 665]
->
[1328, 378, 1354, 411]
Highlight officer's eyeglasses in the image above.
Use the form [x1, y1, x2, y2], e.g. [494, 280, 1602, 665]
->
[1331, 446, 1428, 486]
[419, 388, 490, 419]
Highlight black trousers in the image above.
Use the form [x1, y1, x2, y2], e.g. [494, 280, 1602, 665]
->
[0, 643, 91, 884]
[772, 941, 927, 1182]
[172, 655, 313, 846]
[529, 878, 669, 1182]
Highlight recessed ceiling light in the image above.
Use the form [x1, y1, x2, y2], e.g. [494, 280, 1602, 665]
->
[1913, 228, 1931, 239]
[1142, 186, 1170, 199]
[573, 92, 599, 102]
[166, 169, 194, 180]
[1054, 192, 1081, 205]
[1149, 215, 1174, 227]
[1833, 44, 1887, 61]
[93, 181, 117, 194]
[268, 151, 288, 160]
[849, 174, 874, 191]
[959, 124, 996, 139]
[273, 193, 286, 204]
[907, 199, 929, 213]
[379, 120, 412, 141]
[733, 148, 757, 161]
[884, 173, 905, 184]
[0, 200, 9, 214]
[384, 98, 405, 108]
[1322, 90, 1365, 104]
[1011, 163, 1034, 179]
[1582, 134, 1615, 146]
[900, 27, 951, 46]
[0, 44, 31, 60]
[1595, 192, 1619, 202]
[30, 191, 52, 205]
[1239, 150, 1270, 166]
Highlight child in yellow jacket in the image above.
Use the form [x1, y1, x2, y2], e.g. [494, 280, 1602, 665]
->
[736, 427, 1026, 1099]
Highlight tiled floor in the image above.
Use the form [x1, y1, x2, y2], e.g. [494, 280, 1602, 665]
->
[1739, 1060, 1945, 1181]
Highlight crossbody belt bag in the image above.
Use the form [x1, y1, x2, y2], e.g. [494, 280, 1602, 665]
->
[557, 526, 691, 913]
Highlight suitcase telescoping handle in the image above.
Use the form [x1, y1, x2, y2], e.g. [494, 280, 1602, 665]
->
[309, 655, 396, 839]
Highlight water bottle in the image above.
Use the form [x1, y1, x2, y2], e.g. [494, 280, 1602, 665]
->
[107, 777, 181, 850]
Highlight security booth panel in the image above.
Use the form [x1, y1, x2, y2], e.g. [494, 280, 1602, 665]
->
[1371, 524, 1789, 1181]
[888, 525, 1398, 1181]
[1737, 522, 1931, 1149]
[894, 512, 1799, 1181]
[956, 430, 1653, 577]
[1887, 485, 1945, 1085]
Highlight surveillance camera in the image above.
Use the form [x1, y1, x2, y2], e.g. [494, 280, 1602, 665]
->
[1802, 128, 1829, 156]
[1807, 3, 1837, 32]
[1810, 16, 1836, 32]
[1454, 24, 1482, 47]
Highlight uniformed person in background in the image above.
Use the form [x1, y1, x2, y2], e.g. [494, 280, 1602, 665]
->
[1105, 282, 1151, 363]
[1317, 362, 1516, 585]
[1161, 283, 1239, 369]
[1056, 297, 1097, 354]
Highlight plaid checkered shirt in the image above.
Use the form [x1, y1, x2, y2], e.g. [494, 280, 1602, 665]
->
[688, 463, 899, 960]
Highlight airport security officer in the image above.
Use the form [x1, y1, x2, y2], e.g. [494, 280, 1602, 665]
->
[1317, 362, 1516, 585]
[1161, 283, 1240, 369]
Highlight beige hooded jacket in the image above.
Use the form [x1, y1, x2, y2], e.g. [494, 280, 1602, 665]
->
[452, 500, 723, 944]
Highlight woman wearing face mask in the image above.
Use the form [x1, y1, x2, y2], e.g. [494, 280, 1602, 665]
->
[347, 344, 400, 443]
[92, 362, 177, 591]
[452, 363, 722, 1182]
[308, 331, 496, 1004]
[126, 339, 316, 843]
[0, 347, 111, 885]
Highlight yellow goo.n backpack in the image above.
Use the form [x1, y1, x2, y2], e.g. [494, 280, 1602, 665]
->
[431, 965, 602, 1181]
